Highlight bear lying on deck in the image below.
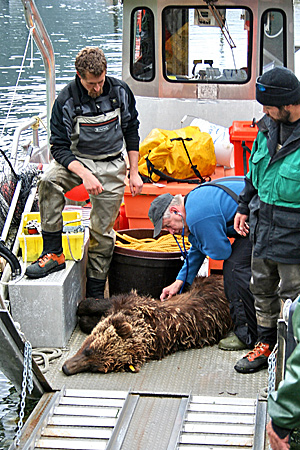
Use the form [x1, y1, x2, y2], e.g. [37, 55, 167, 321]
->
[62, 276, 232, 376]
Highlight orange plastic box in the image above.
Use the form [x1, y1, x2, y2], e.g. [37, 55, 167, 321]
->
[124, 182, 196, 229]
[124, 166, 235, 230]
[229, 121, 258, 176]
[124, 166, 235, 272]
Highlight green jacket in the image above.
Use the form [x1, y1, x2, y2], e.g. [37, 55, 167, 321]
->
[237, 115, 300, 263]
[250, 130, 300, 208]
[268, 298, 300, 434]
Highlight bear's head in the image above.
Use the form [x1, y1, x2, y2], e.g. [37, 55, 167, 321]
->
[62, 312, 154, 375]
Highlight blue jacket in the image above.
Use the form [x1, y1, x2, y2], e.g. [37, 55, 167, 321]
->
[176, 177, 244, 285]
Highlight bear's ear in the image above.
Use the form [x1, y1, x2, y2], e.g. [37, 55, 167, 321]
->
[111, 315, 133, 338]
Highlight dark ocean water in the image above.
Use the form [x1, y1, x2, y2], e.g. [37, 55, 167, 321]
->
[0, 0, 123, 448]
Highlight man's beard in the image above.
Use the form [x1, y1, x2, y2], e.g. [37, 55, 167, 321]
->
[274, 108, 291, 124]
[88, 86, 103, 98]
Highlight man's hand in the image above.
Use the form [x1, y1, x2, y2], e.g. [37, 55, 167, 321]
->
[266, 421, 290, 450]
[81, 171, 104, 196]
[129, 171, 143, 197]
[68, 160, 104, 196]
[234, 212, 249, 237]
[160, 280, 183, 301]
[127, 150, 143, 197]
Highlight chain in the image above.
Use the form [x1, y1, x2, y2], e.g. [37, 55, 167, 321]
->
[268, 343, 278, 396]
[15, 341, 34, 446]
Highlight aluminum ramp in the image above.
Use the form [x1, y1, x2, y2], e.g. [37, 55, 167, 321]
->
[15, 389, 267, 449]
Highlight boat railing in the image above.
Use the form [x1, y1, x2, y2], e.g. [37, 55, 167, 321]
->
[10, 112, 49, 168]
[21, 0, 55, 140]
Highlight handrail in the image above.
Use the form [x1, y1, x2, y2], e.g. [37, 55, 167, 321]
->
[10, 112, 47, 167]
[21, 0, 55, 157]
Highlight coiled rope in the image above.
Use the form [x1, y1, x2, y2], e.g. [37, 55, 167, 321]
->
[115, 231, 190, 252]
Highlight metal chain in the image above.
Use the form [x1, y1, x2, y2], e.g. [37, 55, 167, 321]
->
[15, 341, 33, 446]
[268, 343, 278, 396]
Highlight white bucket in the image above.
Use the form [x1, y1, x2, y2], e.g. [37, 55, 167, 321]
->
[191, 118, 235, 168]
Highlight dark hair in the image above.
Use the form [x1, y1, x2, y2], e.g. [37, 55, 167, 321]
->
[75, 47, 107, 78]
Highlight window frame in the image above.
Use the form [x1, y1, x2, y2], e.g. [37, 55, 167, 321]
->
[161, 5, 253, 84]
[259, 8, 287, 75]
[130, 7, 156, 82]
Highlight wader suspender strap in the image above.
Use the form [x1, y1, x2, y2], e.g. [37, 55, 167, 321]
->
[69, 77, 120, 116]
[184, 177, 239, 227]
[69, 80, 83, 115]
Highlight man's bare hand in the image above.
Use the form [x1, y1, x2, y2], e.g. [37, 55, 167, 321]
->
[81, 171, 104, 196]
[266, 421, 290, 450]
[129, 171, 143, 197]
[68, 160, 104, 196]
[160, 280, 183, 301]
[234, 212, 249, 237]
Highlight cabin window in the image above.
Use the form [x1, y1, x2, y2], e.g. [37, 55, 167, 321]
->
[260, 9, 286, 74]
[131, 8, 155, 81]
[162, 6, 252, 83]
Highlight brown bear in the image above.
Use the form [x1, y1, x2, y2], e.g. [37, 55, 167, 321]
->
[63, 276, 232, 375]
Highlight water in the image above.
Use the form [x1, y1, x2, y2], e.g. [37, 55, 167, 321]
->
[0, 0, 123, 153]
[0, 1, 300, 448]
[0, 1, 123, 448]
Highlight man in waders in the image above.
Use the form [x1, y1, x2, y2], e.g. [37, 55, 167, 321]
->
[234, 67, 300, 377]
[25, 47, 143, 299]
[148, 177, 257, 352]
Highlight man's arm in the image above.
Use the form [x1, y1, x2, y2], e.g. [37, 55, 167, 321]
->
[266, 421, 290, 450]
[127, 150, 143, 197]
[67, 160, 103, 195]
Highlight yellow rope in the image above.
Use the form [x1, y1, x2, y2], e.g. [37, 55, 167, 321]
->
[115, 231, 190, 253]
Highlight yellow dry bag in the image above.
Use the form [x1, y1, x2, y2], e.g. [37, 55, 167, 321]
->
[138, 126, 216, 182]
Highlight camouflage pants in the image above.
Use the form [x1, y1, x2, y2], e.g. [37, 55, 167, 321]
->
[38, 156, 126, 281]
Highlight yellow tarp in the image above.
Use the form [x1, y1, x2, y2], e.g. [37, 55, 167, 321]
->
[138, 126, 216, 182]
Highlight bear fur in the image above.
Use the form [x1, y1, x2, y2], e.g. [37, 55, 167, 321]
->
[77, 297, 113, 334]
[63, 276, 232, 375]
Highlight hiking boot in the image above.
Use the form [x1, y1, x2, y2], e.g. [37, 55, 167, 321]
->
[234, 342, 272, 374]
[218, 333, 248, 351]
[25, 252, 66, 279]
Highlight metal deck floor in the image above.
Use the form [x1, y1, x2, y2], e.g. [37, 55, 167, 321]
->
[23, 389, 267, 450]
[44, 326, 267, 400]
[20, 326, 270, 449]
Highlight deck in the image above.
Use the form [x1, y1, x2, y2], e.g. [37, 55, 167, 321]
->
[13, 325, 270, 449]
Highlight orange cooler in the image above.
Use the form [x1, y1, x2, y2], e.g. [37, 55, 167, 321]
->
[229, 121, 258, 176]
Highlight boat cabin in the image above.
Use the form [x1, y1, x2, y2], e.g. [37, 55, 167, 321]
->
[121, 0, 295, 137]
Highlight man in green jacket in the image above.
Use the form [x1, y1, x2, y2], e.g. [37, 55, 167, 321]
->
[233, 67, 300, 376]
[267, 297, 300, 449]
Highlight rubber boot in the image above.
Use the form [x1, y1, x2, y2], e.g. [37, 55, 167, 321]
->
[86, 277, 106, 299]
[42, 230, 63, 255]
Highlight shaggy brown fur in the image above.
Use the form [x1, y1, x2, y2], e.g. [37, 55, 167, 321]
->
[77, 297, 113, 334]
[63, 276, 232, 375]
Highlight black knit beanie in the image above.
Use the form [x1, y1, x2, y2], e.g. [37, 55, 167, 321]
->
[256, 67, 300, 106]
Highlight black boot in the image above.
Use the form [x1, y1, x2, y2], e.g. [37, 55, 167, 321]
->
[86, 277, 106, 299]
[42, 230, 64, 255]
